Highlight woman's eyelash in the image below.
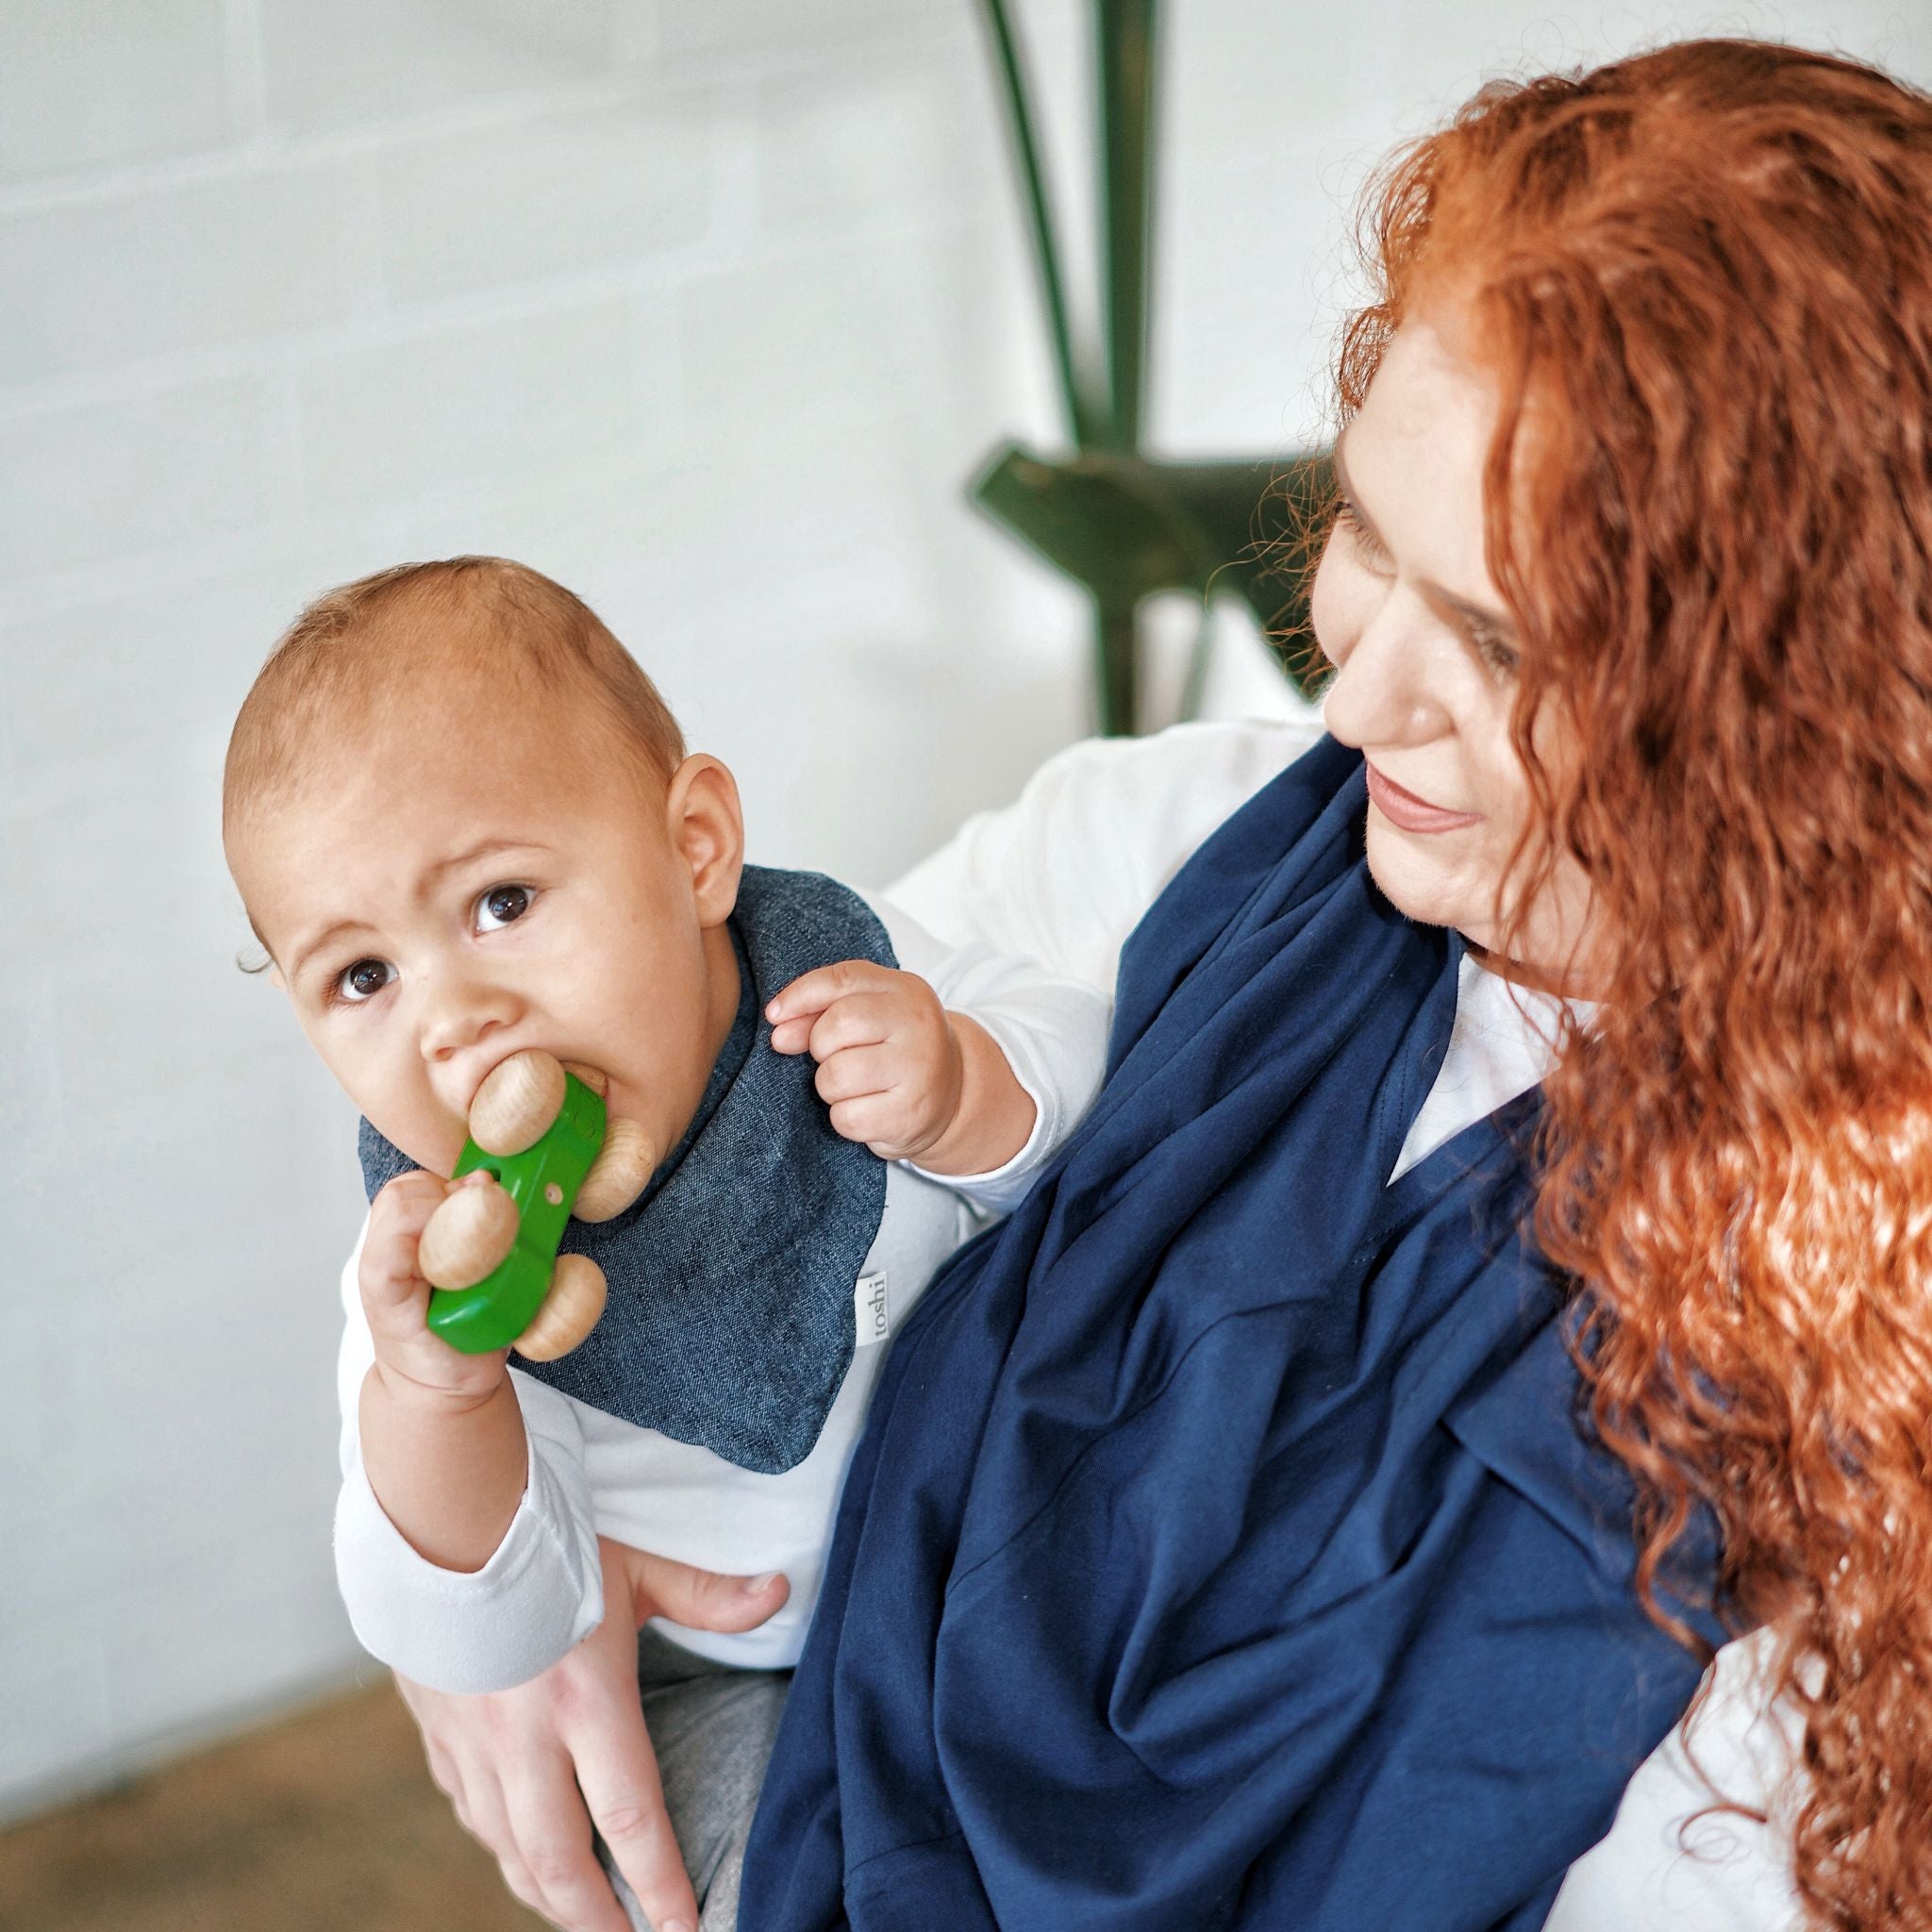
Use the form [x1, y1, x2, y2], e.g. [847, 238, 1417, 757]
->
[1468, 625, 1520, 675]
[1332, 498, 1390, 564]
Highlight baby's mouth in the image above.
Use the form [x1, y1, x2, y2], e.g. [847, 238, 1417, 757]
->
[455, 1049, 610, 1142]
[558, 1058, 611, 1100]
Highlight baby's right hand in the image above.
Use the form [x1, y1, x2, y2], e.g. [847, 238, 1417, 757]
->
[360, 1170, 510, 1405]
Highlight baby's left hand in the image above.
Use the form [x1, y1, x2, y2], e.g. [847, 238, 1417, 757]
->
[766, 960, 965, 1162]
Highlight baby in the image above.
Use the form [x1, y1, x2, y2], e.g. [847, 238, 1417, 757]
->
[220, 557, 1108, 1709]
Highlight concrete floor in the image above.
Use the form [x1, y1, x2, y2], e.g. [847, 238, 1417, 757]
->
[0, 1682, 544, 1932]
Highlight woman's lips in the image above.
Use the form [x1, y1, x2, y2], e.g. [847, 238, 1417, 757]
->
[1364, 761, 1484, 834]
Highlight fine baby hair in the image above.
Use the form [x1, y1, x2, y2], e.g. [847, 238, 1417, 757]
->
[223, 555, 688, 841]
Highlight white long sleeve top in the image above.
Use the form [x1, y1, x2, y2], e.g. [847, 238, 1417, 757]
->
[890, 715, 1802, 1932]
[333, 891, 1111, 1688]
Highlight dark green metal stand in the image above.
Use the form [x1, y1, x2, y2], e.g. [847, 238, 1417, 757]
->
[974, 0, 1331, 733]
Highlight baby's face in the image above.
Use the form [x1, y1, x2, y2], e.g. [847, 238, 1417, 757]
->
[230, 692, 743, 1179]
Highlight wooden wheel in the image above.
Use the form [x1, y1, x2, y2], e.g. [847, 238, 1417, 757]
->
[417, 1178, 519, 1291]
[513, 1253, 608, 1361]
[470, 1050, 567, 1158]
[574, 1115, 657, 1222]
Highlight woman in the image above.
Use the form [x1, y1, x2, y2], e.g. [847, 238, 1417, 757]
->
[401, 38, 1932, 1932]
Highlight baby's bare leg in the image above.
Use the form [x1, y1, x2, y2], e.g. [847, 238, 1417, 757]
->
[598, 1629, 790, 1932]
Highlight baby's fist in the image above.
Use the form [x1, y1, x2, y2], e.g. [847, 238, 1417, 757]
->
[766, 960, 964, 1161]
[359, 1169, 509, 1406]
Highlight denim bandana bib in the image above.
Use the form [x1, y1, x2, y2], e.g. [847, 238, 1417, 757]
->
[357, 864, 895, 1474]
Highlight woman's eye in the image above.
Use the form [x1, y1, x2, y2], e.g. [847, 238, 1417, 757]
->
[1332, 499, 1391, 572]
[476, 883, 532, 932]
[1468, 625, 1520, 678]
[336, 958, 392, 1004]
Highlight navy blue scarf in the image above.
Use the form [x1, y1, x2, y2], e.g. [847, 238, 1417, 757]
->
[359, 865, 894, 1474]
[741, 738, 1716, 1931]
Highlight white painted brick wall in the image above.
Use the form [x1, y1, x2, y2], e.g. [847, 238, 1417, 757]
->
[255, 0, 635, 133]
[374, 104, 715, 302]
[0, 377, 287, 577]
[0, 2, 230, 183]
[3, 0, 1926, 1824]
[0, 164, 354, 378]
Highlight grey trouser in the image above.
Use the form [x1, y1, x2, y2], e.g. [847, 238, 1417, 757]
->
[599, 1627, 791, 1932]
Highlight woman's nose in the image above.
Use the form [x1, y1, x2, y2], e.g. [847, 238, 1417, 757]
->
[1320, 591, 1452, 749]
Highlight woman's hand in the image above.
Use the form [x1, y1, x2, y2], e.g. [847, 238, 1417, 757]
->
[394, 1537, 789, 1932]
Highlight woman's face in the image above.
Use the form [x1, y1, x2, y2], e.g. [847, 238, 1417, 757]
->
[1310, 316, 1596, 987]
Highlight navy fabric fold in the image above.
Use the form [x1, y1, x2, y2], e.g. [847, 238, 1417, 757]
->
[741, 737, 1716, 1931]
[358, 864, 895, 1474]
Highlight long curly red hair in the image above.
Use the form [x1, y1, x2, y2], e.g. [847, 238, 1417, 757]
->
[1334, 39, 1932, 1927]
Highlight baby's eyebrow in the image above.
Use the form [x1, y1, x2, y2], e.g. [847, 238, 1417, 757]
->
[288, 917, 375, 990]
[424, 836, 549, 886]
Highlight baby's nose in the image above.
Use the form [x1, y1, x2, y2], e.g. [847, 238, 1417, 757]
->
[419, 978, 519, 1063]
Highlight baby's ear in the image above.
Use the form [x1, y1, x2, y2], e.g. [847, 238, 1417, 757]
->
[268, 961, 287, 991]
[667, 754, 745, 926]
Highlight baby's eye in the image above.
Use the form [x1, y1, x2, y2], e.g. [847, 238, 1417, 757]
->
[336, 958, 393, 1005]
[476, 883, 533, 932]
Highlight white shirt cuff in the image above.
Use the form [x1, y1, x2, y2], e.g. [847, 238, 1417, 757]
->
[908, 989, 1100, 1216]
[333, 1374, 604, 1694]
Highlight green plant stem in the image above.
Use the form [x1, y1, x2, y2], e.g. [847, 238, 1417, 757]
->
[1096, 0, 1157, 453]
[1093, 595, 1138, 735]
[1177, 594, 1214, 724]
[977, 0, 1101, 447]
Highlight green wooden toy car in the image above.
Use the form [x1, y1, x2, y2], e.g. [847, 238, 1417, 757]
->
[429, 1071, 608, 1354]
